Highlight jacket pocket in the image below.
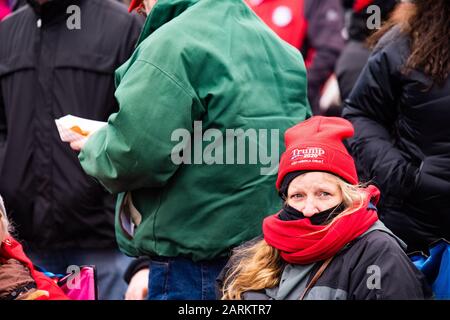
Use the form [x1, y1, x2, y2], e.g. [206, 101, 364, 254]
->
[51, 51, 119, 117]
[411, 157, 450, 203]
[53, 51, 117, 74]
[118, 192, 143, 240]
[0, 54, 35, 78]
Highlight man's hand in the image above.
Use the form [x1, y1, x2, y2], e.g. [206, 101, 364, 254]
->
[125, 268, 149, 300]
[70, 138, 87, 152]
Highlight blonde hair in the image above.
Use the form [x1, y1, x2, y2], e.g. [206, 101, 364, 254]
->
[0, 208, 10, 242]
[221, 239, 283, 300]
[221, 175, 368, 300]
[0, 198, 11, 241]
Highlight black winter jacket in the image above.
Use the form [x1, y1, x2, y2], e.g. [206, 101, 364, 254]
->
[303, 0, 345, 115]
[0, 0, 142, 249]
[218, 221, 432, 300]
[342, 27, 450, 252]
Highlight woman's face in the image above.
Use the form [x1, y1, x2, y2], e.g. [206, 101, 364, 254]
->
[286, 172, 343, 217]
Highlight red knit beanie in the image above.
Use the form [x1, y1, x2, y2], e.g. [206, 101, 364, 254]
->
[128, 0, 144, 13]
[353, 0, 374, 13]
[276, 116, 358, 190]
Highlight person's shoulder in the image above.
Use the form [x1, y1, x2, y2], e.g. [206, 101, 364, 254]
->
[358, 229, 404, 253]
[367, 25, 410, 73]
[87, 0, 139, 22]
[373, 25, 410, 55]
[89, 0, 127, 14]
[84, 0, 143, 37]
[341, 230, 406, 268]
[234, 236, 264, 251]
[0, 4, 31, 28]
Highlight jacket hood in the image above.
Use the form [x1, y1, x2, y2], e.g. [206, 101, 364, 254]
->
[135, 0, 199, 46]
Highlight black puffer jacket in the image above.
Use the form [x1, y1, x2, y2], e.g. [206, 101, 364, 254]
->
[336, 0, 397, 101]
[342, 27, 450, 252]
[0, 0, 142, 249]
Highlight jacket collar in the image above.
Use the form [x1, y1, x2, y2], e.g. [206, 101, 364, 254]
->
[360, 219, 408, 250]
[26, 0, 81, 25]
[136, 0, 199, 46]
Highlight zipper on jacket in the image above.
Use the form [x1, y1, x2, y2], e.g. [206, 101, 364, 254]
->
[32, 13, 48, 236]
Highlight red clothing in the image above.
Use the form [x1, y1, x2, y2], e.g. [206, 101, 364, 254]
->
[245, 0, 307, 50]
[0, 237, 69, 300]
[353, 0, 373, 13]
[276, 116, 359, 189]
[0, 0, 11, 21]
[246, 0, 345, 115]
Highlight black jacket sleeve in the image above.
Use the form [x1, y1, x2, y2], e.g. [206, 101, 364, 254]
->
[123, 256, 150, 284]
[305, 0, 345, 114]
[117, 13, 144, 67]
[342, 29, 419, 198]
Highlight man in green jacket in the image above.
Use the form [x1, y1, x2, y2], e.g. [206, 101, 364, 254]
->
[72, 0, 310, 299]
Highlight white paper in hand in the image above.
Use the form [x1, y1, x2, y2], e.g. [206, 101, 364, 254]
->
[55, 115, 107, 143]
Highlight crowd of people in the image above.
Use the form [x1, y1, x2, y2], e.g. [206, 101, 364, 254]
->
[0, 0, 449, 300]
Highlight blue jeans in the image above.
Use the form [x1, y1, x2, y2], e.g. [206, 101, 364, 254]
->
[147, 256, 227, 300]
[27, 247, 132, 300]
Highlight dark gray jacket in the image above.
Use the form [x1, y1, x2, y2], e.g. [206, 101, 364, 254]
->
[342, 27, 450, 252]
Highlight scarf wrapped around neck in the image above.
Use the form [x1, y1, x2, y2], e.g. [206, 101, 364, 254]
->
[263, 185, 380, 265]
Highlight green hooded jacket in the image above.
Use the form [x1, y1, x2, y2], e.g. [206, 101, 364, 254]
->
[79, 0, 311, 261]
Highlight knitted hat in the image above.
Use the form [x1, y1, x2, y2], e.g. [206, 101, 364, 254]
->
[353, 0, 374, 12]
[276, 116, 358, 190]
[353, 0, 397, 14]
[128, 0, 144, 12]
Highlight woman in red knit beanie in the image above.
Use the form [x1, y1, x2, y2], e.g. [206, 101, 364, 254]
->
[220, 116, 432, 300]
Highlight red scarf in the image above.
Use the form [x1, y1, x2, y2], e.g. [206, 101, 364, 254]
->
[0, 237, 69, 300]
[263, 185, 380, 265]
